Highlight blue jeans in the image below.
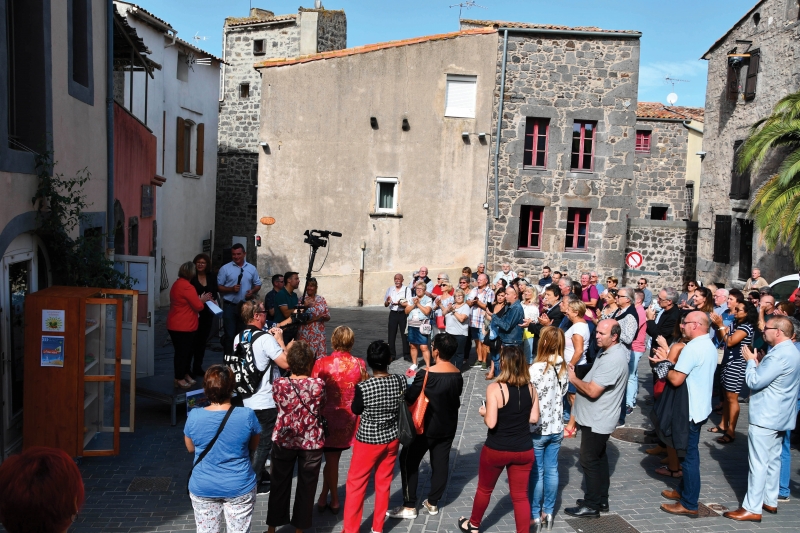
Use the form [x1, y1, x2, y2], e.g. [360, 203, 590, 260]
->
[490, 348, 501, 376]
[221, 301, 243, 354]
[529, 432, 563, 516]
[679, 419, 705, 511]
[523, 337, 534, 365]
[779, 399, 800, 498]
[626, 351, 644, 408]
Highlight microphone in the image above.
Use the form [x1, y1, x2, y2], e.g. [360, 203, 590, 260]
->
[330, 232, 342, 237]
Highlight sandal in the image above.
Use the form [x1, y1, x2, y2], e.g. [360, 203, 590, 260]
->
[655, 466, 683, 478]
[645, 445, 666, 456]
[564, 427, 577, 438]
[707, 425, 725, 434]
[717, 433, 735, 444]
[457, 517, 479, 533]
[173, 379, 191, 389]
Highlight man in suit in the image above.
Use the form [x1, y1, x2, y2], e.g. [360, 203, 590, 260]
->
[724, 317, 800, 522]
[646, 288, 680, 355]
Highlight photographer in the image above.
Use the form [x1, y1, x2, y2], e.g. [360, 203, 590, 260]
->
[234, 299, 290, 493]
[274, 272, 304, 342]
[218, 244, 262, 355]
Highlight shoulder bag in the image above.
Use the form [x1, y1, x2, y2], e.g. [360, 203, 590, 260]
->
[187, 406, 236, 494]
[396, 376, 415, 446]
[410, 370, 429, 434]
[289, 378, 329, 438]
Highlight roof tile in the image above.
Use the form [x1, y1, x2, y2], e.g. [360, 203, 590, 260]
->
[636, 102, 704, 122]
[460, 18, 640, 34]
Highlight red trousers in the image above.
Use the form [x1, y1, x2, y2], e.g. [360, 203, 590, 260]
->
[343, 439, 399, 533]
[469, 445, 534, 533]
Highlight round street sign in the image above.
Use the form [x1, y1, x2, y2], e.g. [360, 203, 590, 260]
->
[626, 251, 643, 269]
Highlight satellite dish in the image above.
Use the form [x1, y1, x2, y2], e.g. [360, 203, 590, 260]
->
[667, 92, 678, 106]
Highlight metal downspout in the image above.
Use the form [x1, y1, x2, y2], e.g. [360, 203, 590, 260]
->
[493, 30, 508, 220]
[106, 0, 115, 256]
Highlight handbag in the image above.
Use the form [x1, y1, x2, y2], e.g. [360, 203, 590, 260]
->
[410, 370, 429, 434]
[436, 315, 446, 330]
[396, 380, 415, 446]
[289, 379, 329, 438]
[187, 406, 236, 494]
[419, 319, 432, 335]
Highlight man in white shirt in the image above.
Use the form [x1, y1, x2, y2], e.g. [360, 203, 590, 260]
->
[385, 273, 412, 362]
[217, 243, 262, 354]
[492, 262, 516, 289]
[234, 299, 290, 493]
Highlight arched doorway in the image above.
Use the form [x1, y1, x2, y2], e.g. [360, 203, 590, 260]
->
[1, 233, 50, 458]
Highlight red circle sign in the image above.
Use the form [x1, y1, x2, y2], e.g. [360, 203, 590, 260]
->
[626, 251, 643, 269]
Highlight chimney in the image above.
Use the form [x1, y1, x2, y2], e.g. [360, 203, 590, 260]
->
[314, 0, 322, 8]
[249, 8, 275, 18]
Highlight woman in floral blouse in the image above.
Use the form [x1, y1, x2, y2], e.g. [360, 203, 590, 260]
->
[297, 278, 331, 358]
[267, 341, 326, 533]
[528, 327, 568, 531]
[312, 326, 367, 514]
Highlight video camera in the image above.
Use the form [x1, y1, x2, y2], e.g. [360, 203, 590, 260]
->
[303, 229, 342, 248]
[290, 229, 342, 326]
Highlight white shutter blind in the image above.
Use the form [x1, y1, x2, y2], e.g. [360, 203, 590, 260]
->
[445, 75, 477, 118]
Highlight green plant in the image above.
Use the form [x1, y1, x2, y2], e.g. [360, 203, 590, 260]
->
[738, 90, 800, 265]
[32, 151, 133, 288]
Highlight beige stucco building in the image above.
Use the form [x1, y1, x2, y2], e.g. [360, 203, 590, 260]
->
[254, 29, 498, 305]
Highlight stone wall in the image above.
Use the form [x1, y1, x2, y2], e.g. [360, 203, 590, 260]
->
[622, 219, 698, 290]
[697, 0, 800, 285]
[633, 118, 690, 220]
[488, 32, 641, 280]
[214, 152, 259, 266]
[314, 9, 346, 52]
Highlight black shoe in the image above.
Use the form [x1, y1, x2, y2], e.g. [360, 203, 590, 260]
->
[565, 506, 600, 518]
[576, 499, 608, 512]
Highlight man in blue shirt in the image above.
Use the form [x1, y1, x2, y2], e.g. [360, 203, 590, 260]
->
[217, 244, 262, 354]
[637, 278, 653, 308]
[651, 311, 716, 517]
[724, 317, 800, 522]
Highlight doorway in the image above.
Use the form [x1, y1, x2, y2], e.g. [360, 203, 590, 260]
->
[1, 233, 49, 459]
[738, 219, 754, 281]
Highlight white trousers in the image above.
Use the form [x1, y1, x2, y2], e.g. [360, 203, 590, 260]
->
[743, 424, 783, 513]
[190, 488, 257, 533]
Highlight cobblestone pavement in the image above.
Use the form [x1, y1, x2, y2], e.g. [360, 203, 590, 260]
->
[14, 308, 799, 533]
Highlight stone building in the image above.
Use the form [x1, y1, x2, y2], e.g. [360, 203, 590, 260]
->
[697, 0, 800, 286]
[215, 5, 346, 266]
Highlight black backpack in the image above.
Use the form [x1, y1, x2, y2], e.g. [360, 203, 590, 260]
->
[224, 327, 272, 398]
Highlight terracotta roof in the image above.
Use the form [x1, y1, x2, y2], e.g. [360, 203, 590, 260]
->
[255, 28, 497, 69]
[701, 0, 766, 59]
[461, 18, 640, 35]
[636, 102, 704, 122]
[225, 13, 297, 27]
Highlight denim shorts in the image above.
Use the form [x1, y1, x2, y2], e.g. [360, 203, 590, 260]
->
[408, 326, 428, 345]
[469, 326, 484, 341]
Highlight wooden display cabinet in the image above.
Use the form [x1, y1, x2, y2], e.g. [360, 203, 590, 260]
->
[23, 286, 139, 457]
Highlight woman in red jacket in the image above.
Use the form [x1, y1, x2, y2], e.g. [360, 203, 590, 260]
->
[168, 261, 212, 389]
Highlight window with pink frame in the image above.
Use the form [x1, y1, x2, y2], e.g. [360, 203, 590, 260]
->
[517, 205, 544, 250]
[635, 130, 651, 153]
[523, 118, 549, 168]
[565, 208, 590, 251]
[570, 121, 596, 171]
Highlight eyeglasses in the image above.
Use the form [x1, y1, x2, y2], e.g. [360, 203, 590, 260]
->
[763, 327, 778, 332]
[459, 281, 469, 284]
[683, 321, 701, 326]
[254, 309, 266, 315]
[637, 282, 646, 285]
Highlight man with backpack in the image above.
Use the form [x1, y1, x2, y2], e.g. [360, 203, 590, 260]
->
[231, 298, 290, 494]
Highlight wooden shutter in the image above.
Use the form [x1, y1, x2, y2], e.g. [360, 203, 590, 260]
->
[729, 140, 750, 199]
[726, 61, 739, 101]
[713, 215, 732, 264]
[196, 123, 204, 176]
[744, 50, 760, 100]
[176, 116, 185, 173]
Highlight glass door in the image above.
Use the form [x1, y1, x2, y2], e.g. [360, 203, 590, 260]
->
[81, 297, 122, 456]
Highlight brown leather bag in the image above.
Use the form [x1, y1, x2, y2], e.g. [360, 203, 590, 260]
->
[410, 370, 429, 434]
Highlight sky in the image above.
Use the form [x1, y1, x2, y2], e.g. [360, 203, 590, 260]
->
[130, 0, 759, 107]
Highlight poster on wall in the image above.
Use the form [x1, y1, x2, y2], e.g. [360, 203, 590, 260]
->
[42, 309, 66, 332]
[41, 336, 65, 367]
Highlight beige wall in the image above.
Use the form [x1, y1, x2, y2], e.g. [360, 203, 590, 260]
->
[1, 0, 108, 245]
[685, 121, 703, 221]
[255, 33, 497, 306]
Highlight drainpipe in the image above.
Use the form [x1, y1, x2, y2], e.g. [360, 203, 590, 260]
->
[493, 30, 508, 220]
[106, 0, 115, 257]
[358, 241, 366, 307]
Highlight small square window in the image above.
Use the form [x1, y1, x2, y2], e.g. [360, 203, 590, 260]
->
[444, 74, 477, 118]
[240, 83, 250, 98]
[570, 121, 596, 171]
[565, 208, 590, 251]
[524, 119, 549, 168]
[517, 206, 544, 250]
[376, 178, 398, 214]
[253, 39, 265, 55]
[650, 206, 668, 220]
[635, 130, 651, 153]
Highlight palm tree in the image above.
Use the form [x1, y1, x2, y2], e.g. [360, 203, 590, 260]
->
[738, 90, 800, 265]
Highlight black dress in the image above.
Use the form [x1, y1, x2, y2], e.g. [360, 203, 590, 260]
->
[189, 274, 219, 374]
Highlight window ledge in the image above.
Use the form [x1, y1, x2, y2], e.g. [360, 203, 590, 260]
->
[182, 172, 200, 179]
[514, 250, 546, 259]
[369, 211, 403, 218]
[567, 171, 596, 178]
[522, 166, 548, 171]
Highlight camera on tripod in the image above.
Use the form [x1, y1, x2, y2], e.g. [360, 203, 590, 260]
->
[290, 229, 342, 325]
[303, 229, 342, 248]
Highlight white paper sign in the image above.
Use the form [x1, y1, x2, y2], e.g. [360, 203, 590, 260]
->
[206, 300, 223, 316]
[42, 310, 66, 332]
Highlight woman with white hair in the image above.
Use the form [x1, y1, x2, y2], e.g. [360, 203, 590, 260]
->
[520, 286, 540, 364]
[405, 281, 433, 367]
[444, 287, 471, 369]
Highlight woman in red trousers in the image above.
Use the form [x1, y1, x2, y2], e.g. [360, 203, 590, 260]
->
[458, 345, 540, 533]
[342, 341, 405, 533]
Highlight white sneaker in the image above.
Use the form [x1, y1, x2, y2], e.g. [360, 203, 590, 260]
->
[422, 499, 439, 515]
[386, 506, 418, 519]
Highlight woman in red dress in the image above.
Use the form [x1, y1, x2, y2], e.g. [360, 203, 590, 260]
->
[311, 326, 367, 513]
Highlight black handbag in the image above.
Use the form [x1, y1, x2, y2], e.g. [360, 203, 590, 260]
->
[396, 378, 415, 446]
[187, 406, 236, 494]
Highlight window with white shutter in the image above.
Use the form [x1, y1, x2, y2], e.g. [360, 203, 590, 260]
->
[444, 75, 477, 118]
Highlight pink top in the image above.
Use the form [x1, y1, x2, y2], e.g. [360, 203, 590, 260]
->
[297, 295, 330, 358]
[311, 352, 366, 448]
[632, 305, 648, 352]
[272, 377, 326, 450]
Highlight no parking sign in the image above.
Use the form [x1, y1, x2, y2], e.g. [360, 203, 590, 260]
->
[626, 251, 643, 269]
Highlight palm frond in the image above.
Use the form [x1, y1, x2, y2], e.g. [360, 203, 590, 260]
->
[738, 119, 800, 174]
[776, 146, 800, 187]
